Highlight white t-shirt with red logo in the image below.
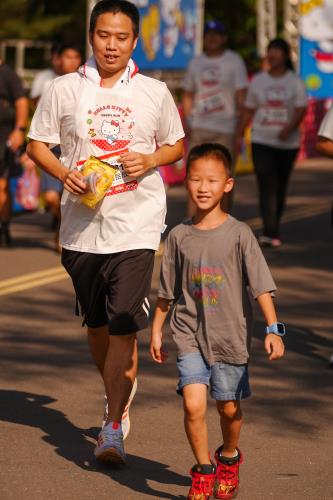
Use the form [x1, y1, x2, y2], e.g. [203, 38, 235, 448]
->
[28, 57, 184, 254]
[182, 50, 248, 134]
[245, 70, 307, 149]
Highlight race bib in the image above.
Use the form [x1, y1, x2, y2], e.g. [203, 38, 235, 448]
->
[261, 106, 289, 127]
[196, 91, 225, 115]
[104, 155, 138, 196]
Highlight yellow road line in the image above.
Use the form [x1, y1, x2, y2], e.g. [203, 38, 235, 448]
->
[0, 266, 65, 289]
[0, 271, 69, 297]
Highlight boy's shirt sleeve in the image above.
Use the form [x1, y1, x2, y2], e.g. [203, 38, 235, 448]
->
[240, 224, 276, 299]
[158, 231, 182, 301]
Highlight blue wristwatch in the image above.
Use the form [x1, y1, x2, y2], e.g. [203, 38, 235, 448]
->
[265, 322, 286, 336]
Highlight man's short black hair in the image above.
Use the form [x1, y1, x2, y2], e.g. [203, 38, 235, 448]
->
[186, 143, 233, 177]
[89, 0, 140, 38]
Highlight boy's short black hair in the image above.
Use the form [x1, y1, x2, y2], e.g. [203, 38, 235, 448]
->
[89, 0, 140, 38]
[55, 43, 82, 57]
[186, 143, 233, 177]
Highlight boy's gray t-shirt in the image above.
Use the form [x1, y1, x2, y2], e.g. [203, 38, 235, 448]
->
[158, 216, 276, 365]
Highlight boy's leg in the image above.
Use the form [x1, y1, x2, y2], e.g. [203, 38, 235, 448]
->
[183, 383, 210, 465]
[216, 400, 242, 458]
[210, 359, 250, 500]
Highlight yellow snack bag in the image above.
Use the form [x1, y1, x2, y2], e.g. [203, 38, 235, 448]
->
[80, 156, 118, 209]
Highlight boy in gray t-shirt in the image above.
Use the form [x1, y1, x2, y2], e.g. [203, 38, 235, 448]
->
[150, 143, 285, 500]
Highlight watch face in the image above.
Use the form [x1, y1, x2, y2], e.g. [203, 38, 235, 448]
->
[277, 323, 285, 334]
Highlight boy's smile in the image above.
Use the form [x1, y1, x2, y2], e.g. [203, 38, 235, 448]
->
[186, 157, 234, 213]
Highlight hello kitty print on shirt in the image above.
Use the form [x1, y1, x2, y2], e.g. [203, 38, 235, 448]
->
[101, 119, 121, 144]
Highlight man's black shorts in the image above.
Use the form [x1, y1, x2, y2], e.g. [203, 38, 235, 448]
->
[62, 248, 155, 335]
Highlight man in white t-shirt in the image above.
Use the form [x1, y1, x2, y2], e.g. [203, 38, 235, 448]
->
[182, 20, 248, 156]
[27, 0, 184, 465]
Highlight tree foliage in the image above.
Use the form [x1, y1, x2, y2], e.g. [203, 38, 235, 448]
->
[0, 0, 86, 46]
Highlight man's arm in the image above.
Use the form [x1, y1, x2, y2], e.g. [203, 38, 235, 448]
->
[150, 297, 172, 363]
[7, 96, 29, 152]
[257, 292, 285, 361]
[27, 139, 87, 195]
[316, 136, 333, 157]
[120, 138, 184, 178]
[182, 90, 194, 129]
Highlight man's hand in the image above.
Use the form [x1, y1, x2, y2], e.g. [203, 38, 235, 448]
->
[63, 169, 88, 195]
[150, 330, 168, 364]
[7, 129, 25, 152]
[265, 334, 285, 361]
[120, 151, 155, 178]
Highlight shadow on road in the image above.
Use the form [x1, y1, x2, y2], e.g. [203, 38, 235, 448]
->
[0, 390, 189, 499]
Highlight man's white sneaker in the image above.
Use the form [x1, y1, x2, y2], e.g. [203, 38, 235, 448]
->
[94, 422, 126, 465]
[102, 378, 138, 440]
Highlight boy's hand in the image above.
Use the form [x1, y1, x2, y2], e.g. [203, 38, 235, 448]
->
[265, 334, 285, 361]
[150, 331, 168, 364]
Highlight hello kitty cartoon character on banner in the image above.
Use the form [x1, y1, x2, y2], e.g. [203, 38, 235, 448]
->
[299, 0, 333, 97]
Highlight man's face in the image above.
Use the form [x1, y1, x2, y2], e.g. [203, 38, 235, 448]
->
[59, 49, 82, 75]
[90, 12, 138, 79]
[204, 30, 226, 54]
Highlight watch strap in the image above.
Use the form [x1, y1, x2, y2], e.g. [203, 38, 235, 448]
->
[265, 322, 286, 336]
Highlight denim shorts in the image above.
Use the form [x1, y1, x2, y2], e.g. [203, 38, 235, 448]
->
[176, 352, 251, 401]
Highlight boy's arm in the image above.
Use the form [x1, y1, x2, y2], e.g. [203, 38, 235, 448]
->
[150, 297, 172, 364]
[257, 292, 285, 361]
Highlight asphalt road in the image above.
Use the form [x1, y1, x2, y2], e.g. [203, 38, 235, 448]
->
[0, 159, 332, 500]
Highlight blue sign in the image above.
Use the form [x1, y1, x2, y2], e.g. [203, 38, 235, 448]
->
[132, 0, 201, 70]
[299, 1, 333, 98]
[300, 38, 333, 98]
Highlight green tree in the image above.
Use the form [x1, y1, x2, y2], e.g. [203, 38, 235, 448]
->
[0, 0, 86, 45]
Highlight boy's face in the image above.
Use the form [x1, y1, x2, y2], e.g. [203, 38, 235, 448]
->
[90, 12, 138, 80]
[186, 157, 234, 211]
[58, 49, 82, 75]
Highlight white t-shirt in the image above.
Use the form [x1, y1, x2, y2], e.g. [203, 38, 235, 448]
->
[28, 57, 184, 254]
[245, 71, 308, 149]
[318, 104, 333, 140]
[30, 69, 56, 100]
[182, 50, 248, 134]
